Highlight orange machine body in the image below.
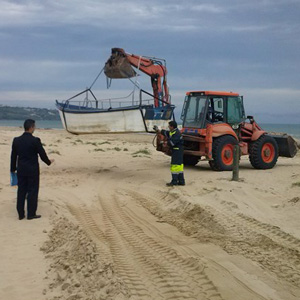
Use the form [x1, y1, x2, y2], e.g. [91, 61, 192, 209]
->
[156, 91, 265, 160]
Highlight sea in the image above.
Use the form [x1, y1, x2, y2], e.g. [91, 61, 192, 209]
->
[0, 119, 63, 129]
[0, 120, 299, 139]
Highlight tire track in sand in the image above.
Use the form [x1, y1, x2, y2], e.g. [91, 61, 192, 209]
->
[125, 188, 300, 288]
[99, 193, 224, 300]
[67, 204, 111, 261]
[68, 196, 224, 299]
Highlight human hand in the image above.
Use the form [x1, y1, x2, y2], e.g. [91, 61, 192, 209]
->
[50, 159, 55, 164]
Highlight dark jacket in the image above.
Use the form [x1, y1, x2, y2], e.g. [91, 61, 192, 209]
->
[10, 132, 51, 176]
[161, 128, 184, 165]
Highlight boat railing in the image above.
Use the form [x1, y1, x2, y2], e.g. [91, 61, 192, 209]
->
[60, 88, 154, 111]
[139, 89, 172, 107]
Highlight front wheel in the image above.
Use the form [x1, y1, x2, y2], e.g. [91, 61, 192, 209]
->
[249, 135, 278, 169]
[209, 135, 238, 171]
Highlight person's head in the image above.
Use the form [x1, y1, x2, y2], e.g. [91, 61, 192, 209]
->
[168, 120, 177, 131]
[24, 119, 36, 133]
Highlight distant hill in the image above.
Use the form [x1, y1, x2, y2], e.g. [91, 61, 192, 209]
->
[0, 105, 60, 120]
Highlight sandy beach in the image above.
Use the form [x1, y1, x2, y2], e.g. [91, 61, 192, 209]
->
[0, 126, 299, 300]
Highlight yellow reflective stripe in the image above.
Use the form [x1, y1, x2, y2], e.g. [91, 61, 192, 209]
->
[169, 130, 176, 137]
[170, 164, 184, 173]
[173, 147, 179, 150]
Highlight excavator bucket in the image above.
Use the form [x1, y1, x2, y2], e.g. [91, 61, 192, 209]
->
[269, 134, 298, 158]
[104, 48, 137, 79]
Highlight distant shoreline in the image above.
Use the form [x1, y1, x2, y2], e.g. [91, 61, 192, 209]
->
[0, 120, 299, 138]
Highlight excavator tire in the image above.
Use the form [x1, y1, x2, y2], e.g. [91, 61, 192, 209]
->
[249, 134, 278, 169]
[209, 135, 238, 171]
[183, 155, 199, 166]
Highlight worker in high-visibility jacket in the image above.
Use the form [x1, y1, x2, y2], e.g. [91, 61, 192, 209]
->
[154, 121, 185, 186]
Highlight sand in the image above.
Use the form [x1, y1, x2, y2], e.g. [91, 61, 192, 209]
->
[0, 126, 299, 300]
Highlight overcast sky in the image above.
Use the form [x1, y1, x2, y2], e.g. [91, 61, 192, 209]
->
[0, 0, 300, 123]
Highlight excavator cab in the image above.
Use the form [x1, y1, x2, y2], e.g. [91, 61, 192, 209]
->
[181, 91, 245, 129]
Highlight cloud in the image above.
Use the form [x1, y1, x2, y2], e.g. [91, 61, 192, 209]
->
[192, 3, 225, 13]
[0, 1, 228, 32]
[0, 0, 299, 124]
[0, 1, 165, 28]
[229, 25, 270, 32]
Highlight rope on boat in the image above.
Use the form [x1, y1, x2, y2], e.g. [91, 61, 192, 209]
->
[130, 55, 142, 104]
[64, 55, 155, 108]
[152, 133, 158, 148]
[128, 77, 141, 90]
[89, 66, 105, 89]
[106, 76, 112, 89]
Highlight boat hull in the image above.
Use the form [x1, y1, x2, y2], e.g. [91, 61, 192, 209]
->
[56, 102, 174, 134]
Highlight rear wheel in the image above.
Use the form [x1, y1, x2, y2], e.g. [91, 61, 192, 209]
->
[209, 135, 238, 171]
[249, 135, 278, 169]
[183, 155, 199, 166]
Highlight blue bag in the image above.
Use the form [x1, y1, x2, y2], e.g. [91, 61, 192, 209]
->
[10, 172, 18, 186]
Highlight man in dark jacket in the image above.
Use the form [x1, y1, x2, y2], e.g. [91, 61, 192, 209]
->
[155, 121, 185, 186]
[10, 119, 54, 220]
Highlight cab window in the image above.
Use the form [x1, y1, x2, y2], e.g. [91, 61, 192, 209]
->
[184, 96, 207, 128]
[227, 97, 244, 124]
[207, 97, 224, 123]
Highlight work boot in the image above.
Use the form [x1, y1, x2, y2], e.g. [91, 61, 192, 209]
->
[166, 174, 179, 186]
[27, 214, 41, 220]
[178, 173, 185, 186]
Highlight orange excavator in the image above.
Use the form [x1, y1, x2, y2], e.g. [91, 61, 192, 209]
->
[104, 48, 170, 107]
[103, 49, 298, 169]
[156, 91, 298, 170]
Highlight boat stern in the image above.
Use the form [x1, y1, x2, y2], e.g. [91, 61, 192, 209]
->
[143, 105, 175, 132]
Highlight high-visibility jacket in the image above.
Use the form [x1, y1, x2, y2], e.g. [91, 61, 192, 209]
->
[161, 128, 184, 166]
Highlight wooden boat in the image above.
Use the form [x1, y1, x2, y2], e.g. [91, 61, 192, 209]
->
[56, 48, 175, 134]
[56, 89, 175, 134]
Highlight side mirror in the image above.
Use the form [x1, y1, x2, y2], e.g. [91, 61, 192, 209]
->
[247, 116, 254, 124]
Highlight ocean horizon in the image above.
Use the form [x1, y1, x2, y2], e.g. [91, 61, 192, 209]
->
[0, 119, 63, 129]
[0, 119, 299, 139]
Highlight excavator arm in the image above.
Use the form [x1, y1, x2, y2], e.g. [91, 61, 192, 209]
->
[104, 48, 170, 107]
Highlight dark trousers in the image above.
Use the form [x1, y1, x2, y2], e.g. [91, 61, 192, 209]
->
[17, 174, 39, 218]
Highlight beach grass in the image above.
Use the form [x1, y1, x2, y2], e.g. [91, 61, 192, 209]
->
[86, 142, 98, 146]
[98, 141, 111, 145]
[94, 148, 105, 152]
[132, 149, 151, 156]
[49, 150, 61, 155]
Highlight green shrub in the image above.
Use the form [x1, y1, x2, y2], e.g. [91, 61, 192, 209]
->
[49, 150, 61, 155]
[132, 149, 151, 155]
[86, 142, 97, 146]
[98, 141, 111, 145]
